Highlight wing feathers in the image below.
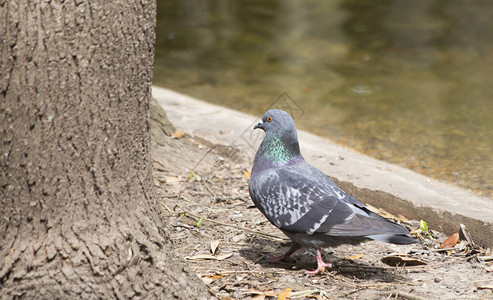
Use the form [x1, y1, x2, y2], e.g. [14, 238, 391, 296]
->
[250, 163, 415, 243]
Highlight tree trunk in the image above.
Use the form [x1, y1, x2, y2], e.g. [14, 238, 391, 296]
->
[0, 1, 208, 298]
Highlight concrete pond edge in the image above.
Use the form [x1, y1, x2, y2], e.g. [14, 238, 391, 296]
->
[152, 86, 493, 248]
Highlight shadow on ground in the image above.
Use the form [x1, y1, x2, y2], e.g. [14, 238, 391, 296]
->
[240, 236, 407, 283]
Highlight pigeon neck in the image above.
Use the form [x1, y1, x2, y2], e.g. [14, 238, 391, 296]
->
[253, 130, 304, 172]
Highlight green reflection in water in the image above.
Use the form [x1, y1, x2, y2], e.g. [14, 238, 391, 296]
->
[154, 0, 493, 199]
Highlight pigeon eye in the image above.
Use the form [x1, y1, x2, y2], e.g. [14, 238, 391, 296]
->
[267, 116, 273, 122]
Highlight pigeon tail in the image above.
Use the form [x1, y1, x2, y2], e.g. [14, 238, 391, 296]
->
[366, 234, 417, 244]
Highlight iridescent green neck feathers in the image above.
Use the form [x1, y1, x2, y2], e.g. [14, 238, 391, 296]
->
[253, 129, 303, 172]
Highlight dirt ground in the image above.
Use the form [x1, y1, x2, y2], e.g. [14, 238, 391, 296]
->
[150, 107, 493, 299]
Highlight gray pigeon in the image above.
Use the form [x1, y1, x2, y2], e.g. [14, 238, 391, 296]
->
[249, 109, 416, 275]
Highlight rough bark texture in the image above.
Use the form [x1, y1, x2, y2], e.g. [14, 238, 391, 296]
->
[0, 1, 208, 298]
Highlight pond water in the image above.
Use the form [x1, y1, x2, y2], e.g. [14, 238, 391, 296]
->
[154, 0, 493, 199]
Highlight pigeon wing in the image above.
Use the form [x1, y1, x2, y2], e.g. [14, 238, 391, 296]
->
[250, 166, 414, 240]
[249, 167, 356, 234]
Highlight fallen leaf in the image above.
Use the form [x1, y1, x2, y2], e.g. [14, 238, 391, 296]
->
[289, 289, 320, 298]
[186, 253, 233, 261]
[215, 253, 233, 260]
[243, 289, 276, 300]
[164, 176, 185, 184]
[244, 289, 276, 298]
[186, 254, 215, 260]
[459, 223, 476, 246]
[381, 254, 427, 267]
[397, 214, 409, 221]
[365, 204, 394, 219]
[440, 232, 459, 249]
[171, 129, 186, 139]
[410, 228, 420, 238]
[277, 288, 291, 300]
[210, 240, 220, 255]
[478, 256, 493, 262]
[347, 254, 363, 260]
[243, 169, 251, 179]
[231, 233, 246, 243]
[201, 276, 213, 285]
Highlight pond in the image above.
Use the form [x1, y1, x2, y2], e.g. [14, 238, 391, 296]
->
[154, 0, 493, 199]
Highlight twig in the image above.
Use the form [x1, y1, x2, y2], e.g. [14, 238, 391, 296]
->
[174, 205, 288, 241]
[152, 159, 168, 171]
[382, 291, 426, 300]
[253, 255, 266, 264]
[429, 247, 459, 252]
[216, 195, 249, 202]
[161, 203, 172, 213]
[172, 195, 196, 205]
[201, 269, 280, 276]
[202, 179, 218, 212]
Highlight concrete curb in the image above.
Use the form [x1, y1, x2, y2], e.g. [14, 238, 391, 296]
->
[152, 86, 493, 248]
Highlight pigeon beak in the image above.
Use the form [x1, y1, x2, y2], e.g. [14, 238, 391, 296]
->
[254, 122, 264, 130]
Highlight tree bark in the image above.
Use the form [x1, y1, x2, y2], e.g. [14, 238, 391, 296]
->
[0, 1, 208, 298]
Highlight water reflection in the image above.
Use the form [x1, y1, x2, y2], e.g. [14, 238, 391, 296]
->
[155, 0, 493, 199]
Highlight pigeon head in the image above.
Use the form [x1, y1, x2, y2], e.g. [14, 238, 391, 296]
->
[254, 109, 297, 135]
[252, 109, 303, 170]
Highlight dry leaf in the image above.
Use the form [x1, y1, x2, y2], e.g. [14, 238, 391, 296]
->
[365, 204, 395, 219]
[289, 290, 320, 298]
[243, 169, 251, 179]
[264, 291, 277, 297]
[171, 129, 186, 139]
[164, 176, 184, 184]
[251, 295, 265, 300]
[347, 254, 363, 260]
[381, 254, 427, 267]
[396, 214, 409, 221]
[440, 232, 459, 249]
[201, 277, 213, 285]
[478, 256, 493, 262]
[213, 253, 233, 260]
[459, 224, 475, 246]
[186, 254, 215, 260]
[245, 289, 276, 298]
[277, 288, 292, 300]
[186, 253, 233, 261]
[210, 240, 220, 255]
[231, 233, 246, 243]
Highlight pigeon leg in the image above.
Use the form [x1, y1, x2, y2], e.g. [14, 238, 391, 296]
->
[267, 243, 302, 262]
[305, 249, 332, 275]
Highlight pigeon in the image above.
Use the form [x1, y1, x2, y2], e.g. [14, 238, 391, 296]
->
[248, 109, 417, 275]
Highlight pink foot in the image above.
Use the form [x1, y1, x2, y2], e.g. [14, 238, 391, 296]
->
[305, 249, 332, 275]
